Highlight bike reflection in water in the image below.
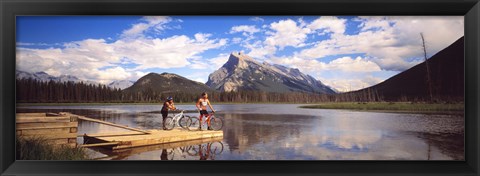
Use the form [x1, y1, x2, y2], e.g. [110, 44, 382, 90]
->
[160, 142, 224, 160]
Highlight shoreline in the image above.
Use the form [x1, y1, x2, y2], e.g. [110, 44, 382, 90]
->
[299, 102, 464, 115]
[16, 102, 465, 115]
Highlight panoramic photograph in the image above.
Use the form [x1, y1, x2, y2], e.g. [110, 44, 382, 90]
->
[15, 16, 464, 160]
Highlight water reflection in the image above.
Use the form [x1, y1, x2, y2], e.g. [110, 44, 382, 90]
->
[89, 138, 224, 160]
[17, 104, 464, 160]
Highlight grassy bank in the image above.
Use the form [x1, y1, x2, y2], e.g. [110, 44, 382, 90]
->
[16, 136, 89, 160]
[299, 102, 464, 114]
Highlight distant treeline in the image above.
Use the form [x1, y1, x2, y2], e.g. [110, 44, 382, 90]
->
[16, 78, 331, 103]
[16, 78, 124, 103]
[16, 78, 462, 104]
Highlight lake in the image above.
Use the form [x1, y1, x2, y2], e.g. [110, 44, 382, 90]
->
[16, 104, 464, 160]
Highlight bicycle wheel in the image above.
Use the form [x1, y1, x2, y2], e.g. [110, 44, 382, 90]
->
[163, 116, 175, 130]
[209, 142, 224, 155]
[209, 116, 224, 131]
[186, 145, 199, 156]
[178, 115, 189, 129]
[187, 117, 200, 131]
[196, 143, 209, 153]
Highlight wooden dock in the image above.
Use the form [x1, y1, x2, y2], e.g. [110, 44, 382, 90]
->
[16, 112, 78, 147]
[82, 128, 224, 150]
[17, 112, 224, 150]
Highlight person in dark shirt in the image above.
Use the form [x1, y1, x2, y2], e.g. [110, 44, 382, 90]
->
[161, 96, 176, 130]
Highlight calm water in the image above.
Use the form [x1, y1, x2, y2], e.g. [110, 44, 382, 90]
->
[17, 104, 464, 160]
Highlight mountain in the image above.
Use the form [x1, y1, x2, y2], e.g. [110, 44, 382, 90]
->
[108, 80, 135, 90]
[124, 72, 213, 94]
[354, 36, 464, 101]
[16, 70, 56, 81]
[206, 52, 336, 94]
[16, 70, 98, 85]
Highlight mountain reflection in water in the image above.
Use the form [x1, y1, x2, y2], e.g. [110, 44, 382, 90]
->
[17, 104, 464, 160]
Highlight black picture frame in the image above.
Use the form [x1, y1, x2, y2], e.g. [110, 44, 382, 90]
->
[1, 0, 479, 175]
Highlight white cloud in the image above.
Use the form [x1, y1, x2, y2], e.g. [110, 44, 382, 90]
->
[17, 33, 227, 83]
[320, 76, 384, 92]
[229, 25, 260, 36]
[272, 56, 381, 73]
[184, 72, 210, 84]
[122, 23, 150, 37]
[17, 39, 126, 84]
[121, 16, 172, 38]
[244, 40, 277, 60]
[250, 17, 265, 22]
[188, 53, 230, 71]
[271, 55, 384, 91]
[294, 16, 463, 71]
[232, 37, 243, 44]
[188, 56, 210, 70]
[355, 16, 391, 32]
[208, 53, 230, 70]
[114, 34, 227, 70]
[265, 19, 311, 49]
[308, 16, 347, 35]
[325, 56, 382, 72]
[194, 33, 213, 42]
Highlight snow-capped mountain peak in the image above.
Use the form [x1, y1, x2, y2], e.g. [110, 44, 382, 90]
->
[108, 80, 135, 90]
[206, 52, 336, 94]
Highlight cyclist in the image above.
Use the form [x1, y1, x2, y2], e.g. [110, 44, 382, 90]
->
[160, 149, 169, 160]
[161, 96, 176, 130]
[198, 144, 210, 160]
[196, 92, 216, 130]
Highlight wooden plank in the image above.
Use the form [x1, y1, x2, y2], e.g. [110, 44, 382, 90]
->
[78, 131, 145, 138]
[16, 116, 71, 123]
[115, 131, 223, 150]
[68, 138, 77, 143]
[16, 113, 46, 117]
[18, 128, 71, 135]
[46, 112, 61, 116]
[16, 122, 78, 130]
[19, 133, 77, 139]
[84, 129, 224, 150]
[51, 139, 68, 145]
[79, 142, 120, 148]
[72, 114, 150, 134]
[70, 116, 78, 122]
[70, 127, 78, 133]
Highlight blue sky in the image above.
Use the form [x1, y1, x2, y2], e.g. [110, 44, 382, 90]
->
[16, 16, 464, 92]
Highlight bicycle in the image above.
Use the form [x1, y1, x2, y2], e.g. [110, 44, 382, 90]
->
[187, 111, 223, 131]
[187, 142, 224, 160]
[165, 145, 191, 160]
[163, 110, 191, 130]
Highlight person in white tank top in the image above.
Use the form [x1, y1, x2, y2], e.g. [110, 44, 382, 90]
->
[196, 92, 216, 130]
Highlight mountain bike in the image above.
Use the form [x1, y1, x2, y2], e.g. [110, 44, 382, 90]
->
[165, 145, 191, 160]
[187, 111, 223, 131]
[163, 110, 191, 130]
[187, 142, 224, 159]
